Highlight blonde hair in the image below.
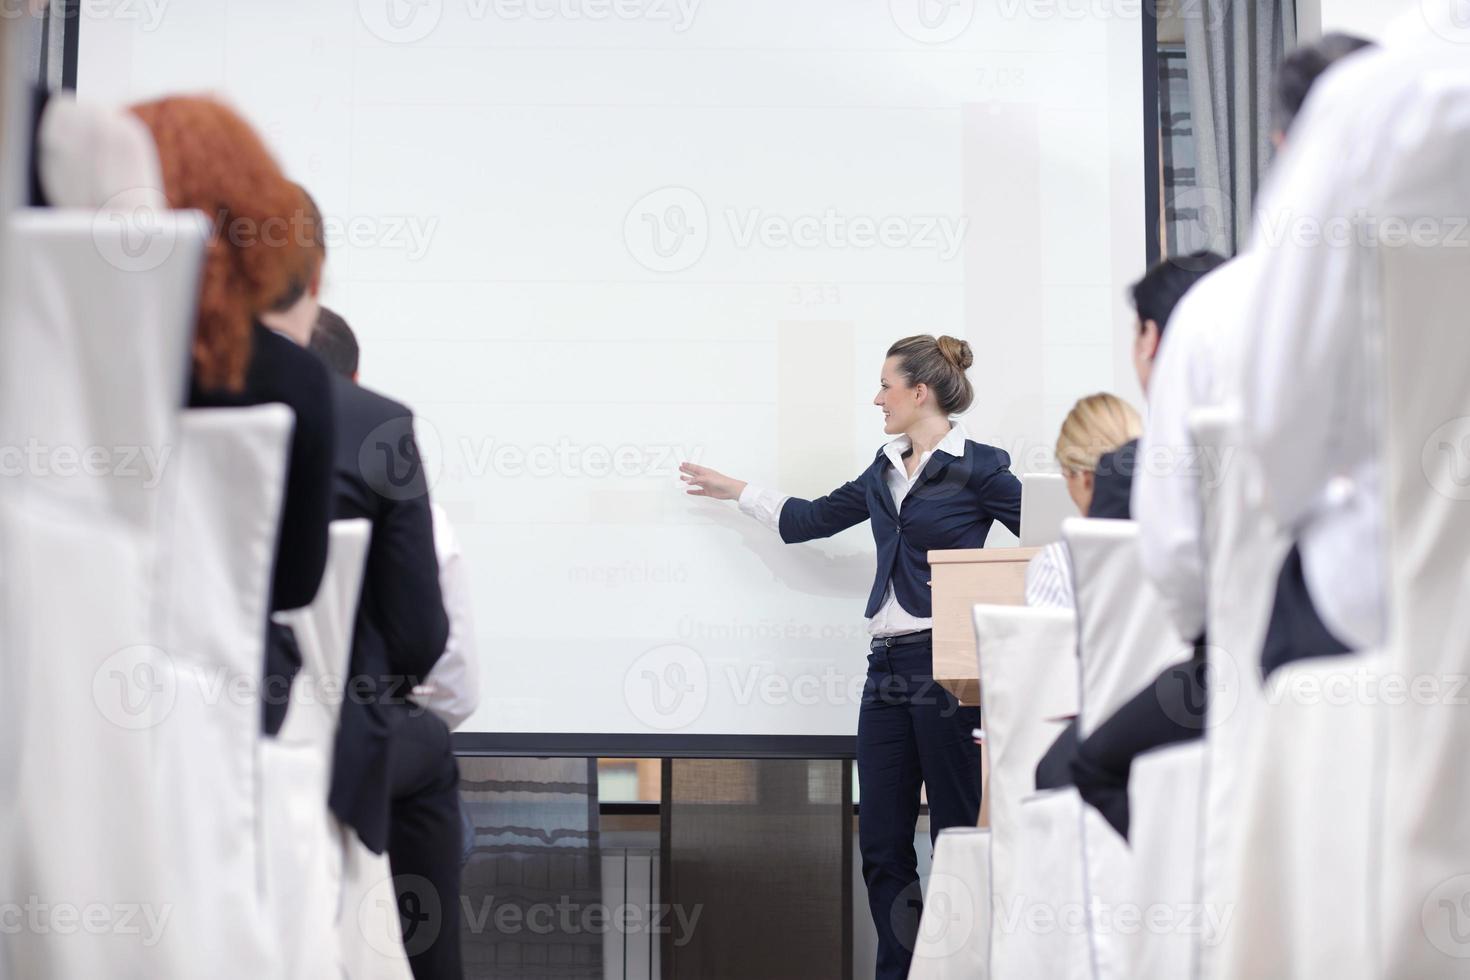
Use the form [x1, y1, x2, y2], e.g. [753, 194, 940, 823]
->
[1055, 393, 1142, 474]
[886, 334, 974, 415]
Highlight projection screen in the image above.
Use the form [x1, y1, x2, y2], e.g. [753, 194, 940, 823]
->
[78, 0, 1149, 749]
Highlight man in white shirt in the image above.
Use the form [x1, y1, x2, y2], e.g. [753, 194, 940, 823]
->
[1132, 33, 1374, 653]
[1236, 26, 1450, 677]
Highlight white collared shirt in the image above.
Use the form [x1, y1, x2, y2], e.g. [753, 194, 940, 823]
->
[1132, 254, 1261, 642]
[413, 503, 481, 730]
[1025, 540, 1075, 610]
[1237, 15, 1470, 650]
[739, 420, 971, 637]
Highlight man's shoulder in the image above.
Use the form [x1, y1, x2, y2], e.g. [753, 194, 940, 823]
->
[331, 374, 414, 428]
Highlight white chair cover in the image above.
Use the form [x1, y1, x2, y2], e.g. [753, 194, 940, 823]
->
[262, 519, 372, 980]
[1066, 519, 1196, 739]
[1065, 517, 1198, 980]
[1375, 232, 1470, 974]
[340, 836, 417, 980]
[35, 92, 168, 212]
[1188, 405, 1290, 976]
[909, 827, 993, 979]
[0, 210, 205, 979]
[1216, 653, 1385, 980]
[1125, 740, 1207, 980]
[148, 405, 294, 978]
[972, 605, 1077, 977]
[1011, 788, 1093, 980]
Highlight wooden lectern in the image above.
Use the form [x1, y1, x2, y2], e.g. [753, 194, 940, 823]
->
[928, 546, 1038, 828]
[928, 547, 1038, 705]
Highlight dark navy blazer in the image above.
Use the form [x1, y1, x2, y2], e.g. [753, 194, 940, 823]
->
[777, 439, 1023, 618]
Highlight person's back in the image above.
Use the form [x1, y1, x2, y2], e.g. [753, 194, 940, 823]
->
[326, 373, 449, 846]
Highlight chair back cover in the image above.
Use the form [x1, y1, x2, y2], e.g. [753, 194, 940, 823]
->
[0, 210, 204, 978]
[1188, 405, 1290, 975]
[909, 827, 994, 979]
[148, 405, 293, 977]
[1126, 740, 1207, 979]
[1065, 518, 1194, 739]
[973, 604, 1077, 975]
[264, 519, 372, 980]
[1010, 788, 1093, 980]
[1377, 231, 1470, 974]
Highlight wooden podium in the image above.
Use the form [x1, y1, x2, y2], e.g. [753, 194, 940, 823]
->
[928, 547, 1038, 705]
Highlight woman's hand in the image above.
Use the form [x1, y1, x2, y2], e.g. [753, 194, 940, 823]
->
[679, 462, 746, 501]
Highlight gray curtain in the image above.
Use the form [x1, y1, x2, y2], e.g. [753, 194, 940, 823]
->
[1182, 0, 1296, 256]
[19, 1, 64, 91]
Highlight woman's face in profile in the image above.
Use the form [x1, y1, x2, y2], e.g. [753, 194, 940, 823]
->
[873, 356, 921, 435]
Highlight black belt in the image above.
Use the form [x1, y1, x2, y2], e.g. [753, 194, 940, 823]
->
[870, 629, 932, 651]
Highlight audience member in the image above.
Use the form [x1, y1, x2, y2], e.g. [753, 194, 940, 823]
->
[1133, 33, 1374, 649]
[129, 96, 335, 736]
[1034, 253, 1223, 820]
[1026, 393, 1142, 609]
[305, 293, 459, 979]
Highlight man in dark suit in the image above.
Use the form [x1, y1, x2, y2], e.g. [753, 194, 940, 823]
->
[327, 357, 462, 980]
[261, 188, 459, 974]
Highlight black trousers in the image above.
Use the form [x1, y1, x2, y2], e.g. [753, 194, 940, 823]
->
[262, 621, 302, 736]
[386, 702, 464, 980]
[1260, 543, 1354, 681]
[857, 637, 983, 980]
[1069, 651, 1208, 840]
[1034, 719, 1078, 791]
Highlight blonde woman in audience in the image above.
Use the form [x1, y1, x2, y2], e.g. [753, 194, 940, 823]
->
[1025, 393, 1143, 609]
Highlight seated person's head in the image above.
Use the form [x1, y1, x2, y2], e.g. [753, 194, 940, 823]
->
[258, 184, 327, 347]
[1272, 33, 1374, 149]
[1055, 393, 1142, 514]
[1129, 251, 1227, 393]
[129, 95, 310, 392]
[310, 306, 359, 382]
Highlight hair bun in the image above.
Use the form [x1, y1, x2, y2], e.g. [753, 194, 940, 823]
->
[936, 335, 974, 372]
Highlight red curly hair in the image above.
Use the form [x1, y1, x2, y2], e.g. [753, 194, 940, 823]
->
[130, 96, 308, 392]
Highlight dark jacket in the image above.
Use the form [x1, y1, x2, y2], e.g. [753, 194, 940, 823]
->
[188, 322, 334, 612]
[1087, 439, 1138, 520]
[325, 374, 449, 853]
[777, 439, 1022, 618]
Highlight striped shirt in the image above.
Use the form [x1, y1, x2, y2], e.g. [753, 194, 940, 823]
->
[1024, 540, 1075, 610]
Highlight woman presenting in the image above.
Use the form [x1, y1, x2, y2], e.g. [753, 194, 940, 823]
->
[679, 334, 1022, 980]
